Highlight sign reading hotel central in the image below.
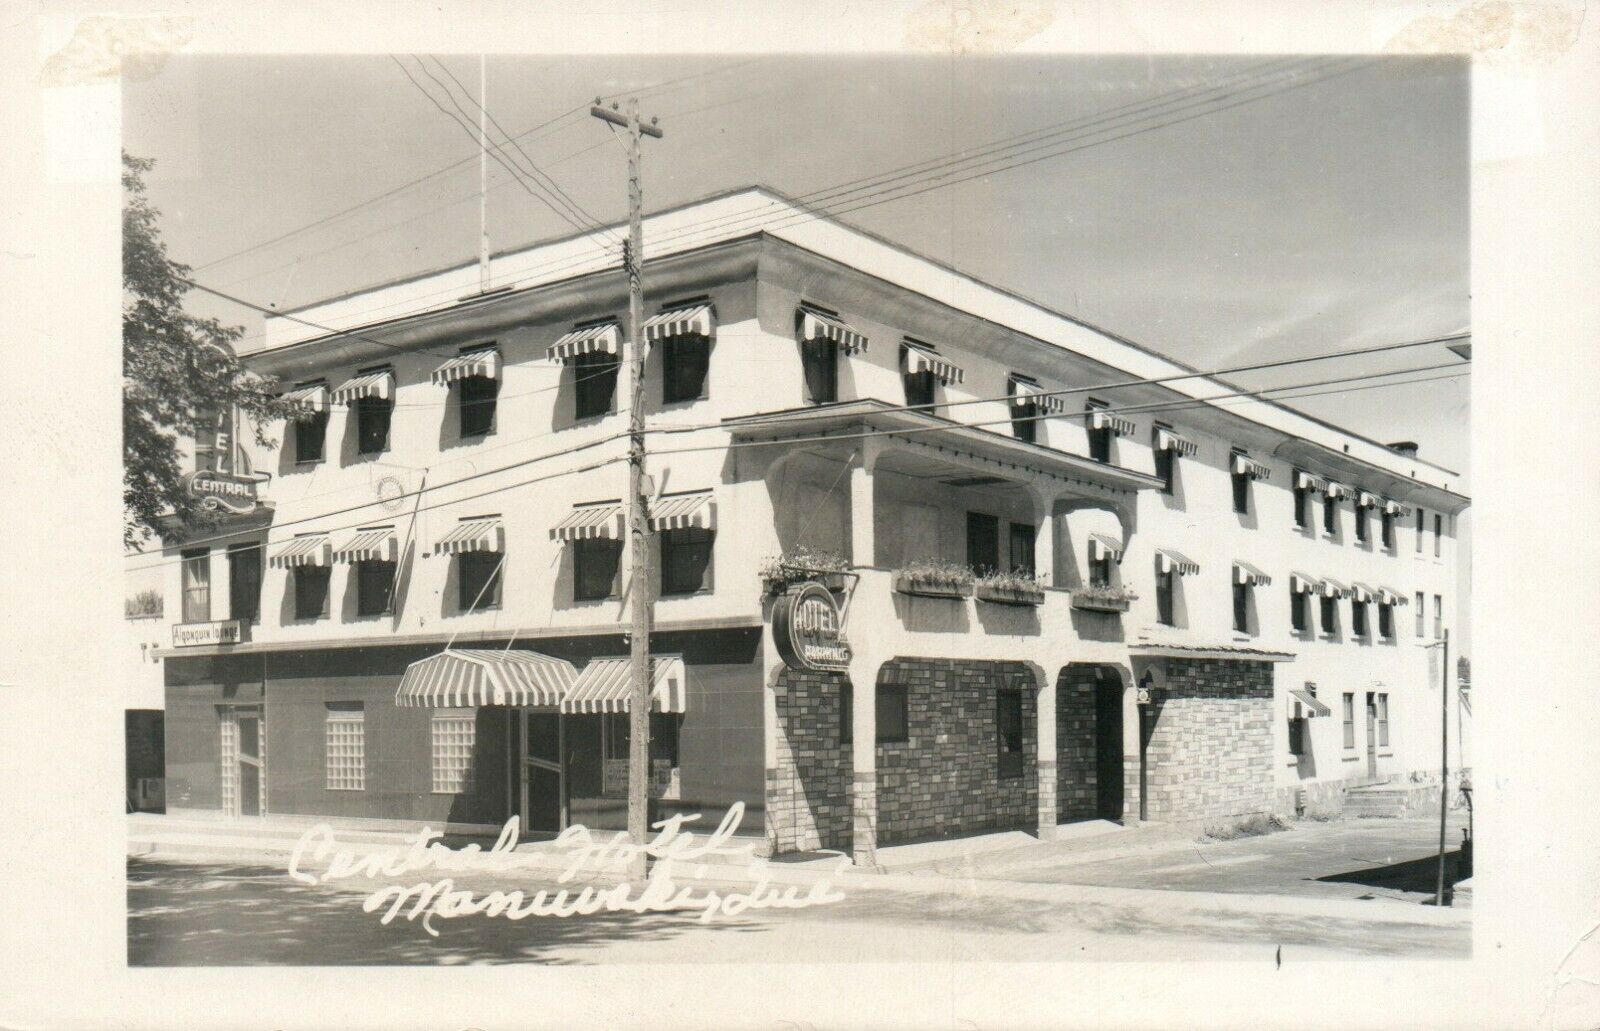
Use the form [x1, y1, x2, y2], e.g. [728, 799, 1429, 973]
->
[183, 470, 259, 515]
[772, 582, 852, 673]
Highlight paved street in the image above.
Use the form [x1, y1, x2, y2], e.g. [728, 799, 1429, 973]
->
[128, 813, 1470, 965]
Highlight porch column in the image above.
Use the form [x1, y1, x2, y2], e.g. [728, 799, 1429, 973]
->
[848, 653, 880, 868]
[1028, 487, 1058, 586]
[1034, 663, 1058, 840]
[1124, 670, 1147, 823]
[849, 439, 882, 569]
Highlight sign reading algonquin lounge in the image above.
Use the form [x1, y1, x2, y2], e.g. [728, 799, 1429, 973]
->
[772, 582, 852, 673]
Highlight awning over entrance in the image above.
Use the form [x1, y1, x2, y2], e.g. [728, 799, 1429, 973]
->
[643, 304, 714, 343]
[394, 649, 578, 708]
[333, 526, 397, 564]
[436, 517, 504, 554]
[431, 347, 500, 385]
[903, 341, 964, 385]
[562, 655, 688, 714]
[799, 306, 868, 354]
[1289, 687, 1332, 718]
[550, 503, 623, 541]
[331, 368, 394, 404]
[548, 321, 621, 362]
[1089, 532, 1124, 562]
[270, 533, 331, 568]
[649, 491, 715, 532]
[1156, 548, 1200, 576]
[1233, 561, 1272, 586]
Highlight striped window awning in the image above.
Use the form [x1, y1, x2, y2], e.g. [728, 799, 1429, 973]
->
[270, 534, 332, 569]
[1010, 379, 1067, 415]
[643, 304, 714, 343]
[649, 491, 715, 532]
[1378, 586, 1409, 606]
[1319, 577, 1351, 598]
[333, 527, 397, 564]
[1290, 571, 1320, 594]
[1356, 490, 1381, 509]
[1233, 561, 1272, 587]
[799, 307, 868, 355]
[1324, 481, 1350, 500]
[904, 343, 964, 385]
[331, 369, 395, 404]
[394, 648, 578, 708]
[281, 382, 330, 418]
[1349, 582, 1377, 603]
[1231, 454, 1270, 480]
[1156, 427, 1199, 457]
[432, 348, 500, 385]
[1156, 549, 1200, 576]
[1295, 470, 1331, 494]
[550, 503, 623, 542]
[1289, 687, 1333, 718]
[1089, 408, 1136, 437]
[1382, 497, 1412, 517]
[436, 517, 504, 555]
[1088, 533, 1124, 562]
[562, 655, 688, 714]
[548, 322, 621, 363]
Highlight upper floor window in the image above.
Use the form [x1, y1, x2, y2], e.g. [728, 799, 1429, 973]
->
[1351, 597, 1369, 637]
[1232, 582, 1249, 634]
[647, 302, 715, 405]
[1088, 535, 1119, 586]
[574, 351, 622, 420]
[652, 491, 716, 596]
[460, 551, 503, 611]
[227, 543, 261, 623]
[1232, 563, 1268, 635]
[901, 340, 962, 412]
[276, 534, 333, 620]
[1156, 569, 1176, 626]
[1323, 494, 1339, 536]
[1008, 522, 1036, 576]
[433, 346, 501, 438]
[1415, 507, 1426, 552]
[1342, 693, 1356, 749]
[1153, 426, 1175, 494]
[573, 537, 623, 601]
[797, 305, 866, 406]
[1293, 470, 1313, 528]
[330, 367, 395, 456]
[1085, 399, 1113, 463]
[1008, 375, 1040, 443]
[282, 381, 330, 464]
[1231, 451, 1267, 516]
[1355, 496, 1371, 543]
[1377, 693, 1390, 747]
[356, 557, 397, 617]
[1291, 586, 1309, 634]
[1434, 594, 1444, 638]
[1434, 513, 1443, 557]
[180, 548, 210, 623]
[1319, 594, 1338, 636]
[1415, 591, 1426, 636]
[1379, 601, 1395, 640]
[966, 511, 1000, 574]
[1382, 508, 1397, 549]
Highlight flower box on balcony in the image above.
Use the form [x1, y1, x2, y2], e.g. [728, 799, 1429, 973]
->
[892, 563, 974, 600]
[759, 548, 853, 598]
[973, 573, 1046, 607]
[1071, 584, 1137, 614]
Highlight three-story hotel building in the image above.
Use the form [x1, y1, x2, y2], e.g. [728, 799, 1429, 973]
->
[155, 188, 1467, 865]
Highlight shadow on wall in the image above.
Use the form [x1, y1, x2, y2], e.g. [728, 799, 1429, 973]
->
[973, 600, 1040, 637]
[891, 593, 971, 634]
[1069, 608, 1126, 643]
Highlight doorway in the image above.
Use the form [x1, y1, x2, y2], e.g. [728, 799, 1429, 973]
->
[520, 710, 565, 836]
[1365, 692, 1378, 779]
[1137, 703, 1155, 822]
[1093, 669, 1125, 821]
[219, 705, 265, 818]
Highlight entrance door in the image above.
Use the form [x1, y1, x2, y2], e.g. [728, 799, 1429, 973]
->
[1365, 693, 1378, 779]
[1137, 704, 1154, 822]
[1093, 670, 1125, 821]
[521, 711, 565, 835]
[220, 706, 264, 818]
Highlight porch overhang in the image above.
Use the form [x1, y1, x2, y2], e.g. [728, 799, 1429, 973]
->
[1129, 643, 1297, 663]
[722, 399, 1165, 495]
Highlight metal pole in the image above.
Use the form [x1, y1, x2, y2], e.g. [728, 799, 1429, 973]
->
[1436, 627, 1450, 906]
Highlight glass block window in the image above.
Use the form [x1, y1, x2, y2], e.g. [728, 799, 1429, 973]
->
[431, 711, 476, 794]
[325, 703, 366, 791]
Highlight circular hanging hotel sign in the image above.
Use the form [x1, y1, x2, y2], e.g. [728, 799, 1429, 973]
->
[772, 582, 852, 673]
[183, 470, 259, 515]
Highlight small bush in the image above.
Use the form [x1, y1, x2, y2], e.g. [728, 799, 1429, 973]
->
[1300, 801, 1341, 822]
[1197, 812, 1290, 843]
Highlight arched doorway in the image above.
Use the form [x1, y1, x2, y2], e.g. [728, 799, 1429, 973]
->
[1092, 666, 1125, 821]
[1057, 663, 1130, 825]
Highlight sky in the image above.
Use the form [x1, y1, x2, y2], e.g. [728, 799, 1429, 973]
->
[123, 52, 1469, 478]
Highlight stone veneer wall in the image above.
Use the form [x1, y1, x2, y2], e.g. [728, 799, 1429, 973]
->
[1142, 658, 1276, 822]
[767, 659, 1040, 855]
[1055, 666, 1101, 821]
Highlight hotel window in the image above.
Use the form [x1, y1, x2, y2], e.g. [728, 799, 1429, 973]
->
[1379, 601, 1395, 640]
[1355, 501, 1369, 543]
[1415, 508, 1425, 552]
[660, 527, 714, 596]
[1351, 598, 1368, 638]
[1086, 400, 1112, 463]
[1008, 523, 1036, 576]
[1153, 426, 1175, 495]
[227, 544, 261, 623]
[431, 711, 476, 794]
[1291, 588, 1309, 634]
[966, 512, 1000, 574]
[1415, 591, 1426, 636]
[457, 372, 498, 438]
[355, 558, 396, 617]
[1231, 450, 1251, 515]
[1088, 551, 1113, 587]
[902, 346, 937, 409]
[294, 565, 331, 620]
[1381, 509, 1396, 549]
[573, 350, 621, 420]
[1377, 694, 1390, 748]
[573, 537, 623, 601]
[662, 334, 710, 404]
[997, 688, 1025, 779]
[801, 337, 839, 405]
[459, 551, 503, 611]
[840, 682, 910, 744]
[294, 409, 329, 464]
[1434, 594, 1443, 638]
[1322, 494, 1339, 536]
[1342, 694, 1356, 749]
[356, 393, 392, 455]
[1288, 713, 1307, 760]
[1232, 582, 1249, 634]
[1293, 471, 1311, 528]
[1434, 513, 1443, 557]
[1320, 595, 1338, 636]
[1008, 376, 1039, 443]
[1156, 569, 1176, 626]
[180, 548, 210, 623]
[325, 703, 365, 791]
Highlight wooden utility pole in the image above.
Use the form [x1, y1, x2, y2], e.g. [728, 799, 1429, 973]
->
[591, 97, 663, 876]
[1436, 627, 1450, 907]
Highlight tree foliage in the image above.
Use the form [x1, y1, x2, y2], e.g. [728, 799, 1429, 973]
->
[123, 152, 294, 550]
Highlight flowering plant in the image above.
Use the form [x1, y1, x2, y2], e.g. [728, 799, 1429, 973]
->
[759, 546, 852, 595]
[893, 561, 976, 589]
[974, 569, 1047, 593]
